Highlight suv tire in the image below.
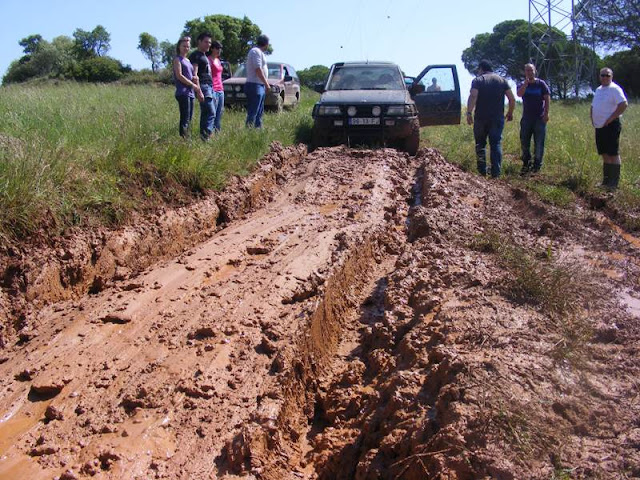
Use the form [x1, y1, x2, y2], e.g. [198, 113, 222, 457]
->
[403, 121, 420, 156]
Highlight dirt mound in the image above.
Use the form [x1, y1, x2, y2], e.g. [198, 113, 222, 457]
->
[0, 145, 638, 480]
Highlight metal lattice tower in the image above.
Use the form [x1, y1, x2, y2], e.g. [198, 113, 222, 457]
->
[528, 0, 596, 97]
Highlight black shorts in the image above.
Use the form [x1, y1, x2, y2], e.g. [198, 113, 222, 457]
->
[595, 119, 622, 156]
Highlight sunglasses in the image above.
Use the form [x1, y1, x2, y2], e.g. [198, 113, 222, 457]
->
[600, 74, 611, 77]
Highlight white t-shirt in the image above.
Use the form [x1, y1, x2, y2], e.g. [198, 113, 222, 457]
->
[592, 82, 628, 128]
[246, 47, 268, 84]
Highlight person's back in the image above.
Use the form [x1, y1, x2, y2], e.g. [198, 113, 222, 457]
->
[473, 72, 509, 121]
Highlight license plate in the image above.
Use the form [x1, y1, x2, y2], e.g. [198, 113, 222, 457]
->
[236, 93, 246, 98]
[349, 117, 380, 126]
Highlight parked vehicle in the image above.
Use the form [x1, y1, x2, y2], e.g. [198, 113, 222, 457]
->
[311, 61, 460, 155]
[223, 62, 301, 111]
[221, 61, 232, 81]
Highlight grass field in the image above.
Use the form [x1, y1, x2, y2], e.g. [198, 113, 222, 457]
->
[0, 81, 637, 242]
[421, 101, 639, 215]
[0, 82, 316, 240]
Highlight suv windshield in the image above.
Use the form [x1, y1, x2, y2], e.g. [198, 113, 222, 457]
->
[327, 66, 404, 91]
[233, 63, 282, 80]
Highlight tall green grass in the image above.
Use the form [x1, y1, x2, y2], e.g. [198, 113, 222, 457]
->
[422, 101, 640, 213]
[0, 82, 317, 240]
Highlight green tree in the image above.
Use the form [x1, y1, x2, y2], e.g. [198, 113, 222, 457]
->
[3, 34, 76, 84]
[575, 0, 640, 51]
[462, 19, 597, 98]
[160, 40, 176, 68]
[298, 65, 330, 88]
[18, 34, 45, 56]
[138, 32, 161, 72]
[183, 14, 265, 64]
[73, 25, 111, 58]
[603, 48, 640, 97]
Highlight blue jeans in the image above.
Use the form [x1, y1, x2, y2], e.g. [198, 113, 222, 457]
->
[176, 95, 194, 138]
[212, 90, 224, 132]
[199, 84, 215, 140]
[520, 116, 547, 170]
[245, 82, 266, 128]
[474, 116, 505, 177]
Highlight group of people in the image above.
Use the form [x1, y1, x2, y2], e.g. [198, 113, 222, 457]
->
[173, 33, 272, 140]
[466, 59, 628, 189]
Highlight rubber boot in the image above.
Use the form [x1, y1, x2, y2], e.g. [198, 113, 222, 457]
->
[607, 164, 621, 190]
[602, 163, 611, 188]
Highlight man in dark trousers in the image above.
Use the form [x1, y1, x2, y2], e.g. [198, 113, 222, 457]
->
[466, 60, 515, 178]
[517, 63, 550, 174]
[189, 32, 214, 141]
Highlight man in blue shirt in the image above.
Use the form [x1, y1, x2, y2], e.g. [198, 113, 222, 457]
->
[517, 63, 550, 174]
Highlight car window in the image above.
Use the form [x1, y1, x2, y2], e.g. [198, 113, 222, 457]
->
[233, 64, 247, 77]
[267, 63, 282, 79]
[232, 63, 282, 80]
[418, 67, 455, 93]
[328, 66, 404, 91]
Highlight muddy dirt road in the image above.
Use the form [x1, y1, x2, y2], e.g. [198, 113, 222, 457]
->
[0, 145, 639, 480]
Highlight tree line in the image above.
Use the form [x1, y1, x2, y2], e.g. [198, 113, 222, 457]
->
[4, 7, 638, 96]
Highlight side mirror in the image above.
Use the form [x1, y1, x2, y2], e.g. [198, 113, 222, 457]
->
[284, 75, 293, 82]
[313, 83, 325, 93]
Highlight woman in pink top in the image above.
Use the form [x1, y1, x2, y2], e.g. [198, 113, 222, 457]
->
[207, 41, 225, 132]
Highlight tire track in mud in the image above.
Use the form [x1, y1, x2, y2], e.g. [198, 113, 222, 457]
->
[1, 145, 639, 480]
[0, 146, 418, 480]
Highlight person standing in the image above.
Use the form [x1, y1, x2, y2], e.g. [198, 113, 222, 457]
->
[189, 32, 214, 141]
[173, 36, 200, 138]
[207, 41, 225, 133]
[245, 34, 270, 128]
[591, 67, 628, 190]
[466, 60, 515, 178]
[517, 63, 550, 174]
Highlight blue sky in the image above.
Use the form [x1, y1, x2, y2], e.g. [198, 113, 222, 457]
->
[0, 0, 531, 94]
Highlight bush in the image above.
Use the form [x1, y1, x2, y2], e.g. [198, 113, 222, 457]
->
[70, 56, 126, 82]
[120, 68, 173, 86]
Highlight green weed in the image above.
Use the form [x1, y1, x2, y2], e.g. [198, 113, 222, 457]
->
[0, 81, 318, 240]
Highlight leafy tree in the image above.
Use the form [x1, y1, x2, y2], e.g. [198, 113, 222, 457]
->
[19, 34, 45, 56]
[298, 65, 330, 88]
[3, 35, 76, 84]
[462, 19, 597, 98]
[138, 32, 161, 72]
[575, 0, 640, 51]
[73, 25, 111, 58]
[603, 48, 640, 97]
[160, 40, 176, 68]
[183, 14, 265, 64]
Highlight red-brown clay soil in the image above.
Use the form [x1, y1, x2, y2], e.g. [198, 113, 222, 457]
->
[0, 144, 639, 480]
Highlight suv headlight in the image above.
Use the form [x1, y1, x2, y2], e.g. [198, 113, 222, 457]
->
[317, 105, 342, 115]
[386, 105, 415, 116]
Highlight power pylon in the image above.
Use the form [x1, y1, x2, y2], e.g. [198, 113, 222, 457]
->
[528, 0, 597, 97]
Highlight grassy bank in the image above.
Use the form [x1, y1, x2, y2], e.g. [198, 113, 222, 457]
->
[0, 82, 317, 241]
[422, 101, 640, 223]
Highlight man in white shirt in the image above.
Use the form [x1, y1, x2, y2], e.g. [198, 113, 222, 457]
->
[591, 67, 628, 189]
[245, 34, 270, 128]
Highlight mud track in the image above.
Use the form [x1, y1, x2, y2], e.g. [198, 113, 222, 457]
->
[0, 144, 639, 480]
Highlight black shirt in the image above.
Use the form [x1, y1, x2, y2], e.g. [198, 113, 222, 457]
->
[471, 72, 510, 121]
[189, 50, 212, 86]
